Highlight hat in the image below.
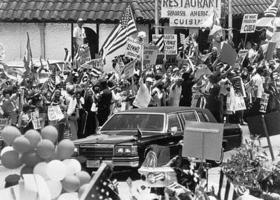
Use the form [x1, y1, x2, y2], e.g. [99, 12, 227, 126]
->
[173, 67, 179, 72]
[77, 18, 84, 23]
[145, 77, 154, 83]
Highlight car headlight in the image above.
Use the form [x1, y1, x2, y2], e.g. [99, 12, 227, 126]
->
[115, 146, 137, 155]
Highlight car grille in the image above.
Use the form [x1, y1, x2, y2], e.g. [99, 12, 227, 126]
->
[79, 144, 114, 159]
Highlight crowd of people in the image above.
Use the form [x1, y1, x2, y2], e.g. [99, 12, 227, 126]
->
[0, 30, 279, 142]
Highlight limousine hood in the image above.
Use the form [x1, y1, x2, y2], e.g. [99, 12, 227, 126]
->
[74, 131, 162, 145]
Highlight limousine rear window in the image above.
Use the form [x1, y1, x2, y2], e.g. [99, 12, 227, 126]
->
[101, 113, 164, 132]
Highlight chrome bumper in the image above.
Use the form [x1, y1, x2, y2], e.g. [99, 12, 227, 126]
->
[112, 157, 139, 167]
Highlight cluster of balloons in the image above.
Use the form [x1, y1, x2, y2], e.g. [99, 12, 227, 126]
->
[0, 125, 91, 200]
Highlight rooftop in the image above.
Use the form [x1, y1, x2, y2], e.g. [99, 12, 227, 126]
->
[0, 0, 274, 23]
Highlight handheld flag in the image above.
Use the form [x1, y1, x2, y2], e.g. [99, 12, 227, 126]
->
[23, 32, 33, 74]
[264, 0, 280, 17]
[100, 5, 137, 60]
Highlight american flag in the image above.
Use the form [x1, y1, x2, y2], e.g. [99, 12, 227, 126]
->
[46, 61, 56, 94]
[155, 35, 165, 53]
[79, 163, 120, 200]
[266, 18, 276, 41]
[264, 0, 279, 17]
[100, 5, 137, 60]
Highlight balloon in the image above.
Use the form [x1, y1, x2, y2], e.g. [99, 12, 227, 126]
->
[1, 150, 22, 169]
[46, 180, 62, 199]
[78, 184, 89, 198]
[75, 171, 91, 186]
[33, 162, 49, 180]
[12, 135, 31, 153]
[57, 193, 79, 200]
[69, 159, 82, 174]
[37, 139, 55, 159]
[24, 130, 41, 149]
[57, 139, 75, 160]
[1, 126, 21, 145]
[0, 146, 14, 156]
[41, 125, 58, 143]
[62, 175, 80, 192]
[21, 151, 42, 167]
[63, 159, 76, 176]
[20, 165, 34, 175]
[46, 160, 66, 181]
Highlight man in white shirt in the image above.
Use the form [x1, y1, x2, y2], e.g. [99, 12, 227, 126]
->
[73, 18, 86, 55]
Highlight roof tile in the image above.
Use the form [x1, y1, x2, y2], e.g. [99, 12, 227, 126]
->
[0, 0, 276, 23]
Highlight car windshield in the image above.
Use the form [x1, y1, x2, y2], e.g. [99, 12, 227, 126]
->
[101, 113, 164, 132]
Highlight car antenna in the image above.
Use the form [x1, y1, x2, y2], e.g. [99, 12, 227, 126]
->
[136, 126, 143, 140]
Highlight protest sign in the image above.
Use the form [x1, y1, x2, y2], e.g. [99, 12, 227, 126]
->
[143, 45, 159, 66]
[114, 60, 125, 76]
[125, 38, 142, 60]
[236, 49, 248, 66]
[259, 93, 270, 113]
[48, 105, 64, 121]
[220, 43, 237, 66]
[266, 42, 276, 61]
[183, 121, 224, 161]
[164, 34, 177, 55]
[234, 94, 246, 111]
[122, 60, 136, 79]
[161, 0, 221, 27]
[240, 14, 258, 33]
[31, 109, 41, 130]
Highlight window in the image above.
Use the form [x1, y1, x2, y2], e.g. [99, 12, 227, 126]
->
[182, 112, 197, 122]
[168, 114, 182, 132]
[101, 113, 164, 132]
[197, 112, 209, 122]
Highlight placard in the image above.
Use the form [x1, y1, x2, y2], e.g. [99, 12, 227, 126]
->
[48, 105, 64, 121]
[164, 34, 177, 55]
[122, 60, 136, 79]
[143, 45, 159, 66]
[220, 43, 237, 66]
[161, 0, 221, 27]
[240, 14, 258, 33]
[259, 93, 270, 113]
[31, 109, 41, 130]
[236, 49, 248, 66]
[183, 121, 224, 161]
[125, 38, 142, 60]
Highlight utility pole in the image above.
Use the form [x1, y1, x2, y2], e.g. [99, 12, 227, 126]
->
[228, 0, 233, 41]
[155, 0, 159, 34]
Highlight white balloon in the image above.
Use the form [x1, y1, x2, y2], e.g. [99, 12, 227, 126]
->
[63, 159, 75, 176]
[57, 192, 79, 200]
[46, 180, 62, 199]
[33, 162, 49, 180]
[0, 146, 14, 157]
[69, 159, 81, 174]
[46, 160, 66, 181]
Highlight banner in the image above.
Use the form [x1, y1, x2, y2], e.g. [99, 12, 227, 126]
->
[164, 34, 177, 55]
[125, 38, 142, 60]
[143, 45, 159, 66]
[161, 0, 221, 27]
[240, 14, 258, 33]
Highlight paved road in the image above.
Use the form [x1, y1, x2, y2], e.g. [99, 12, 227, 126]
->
[0, 125, 279, 197]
